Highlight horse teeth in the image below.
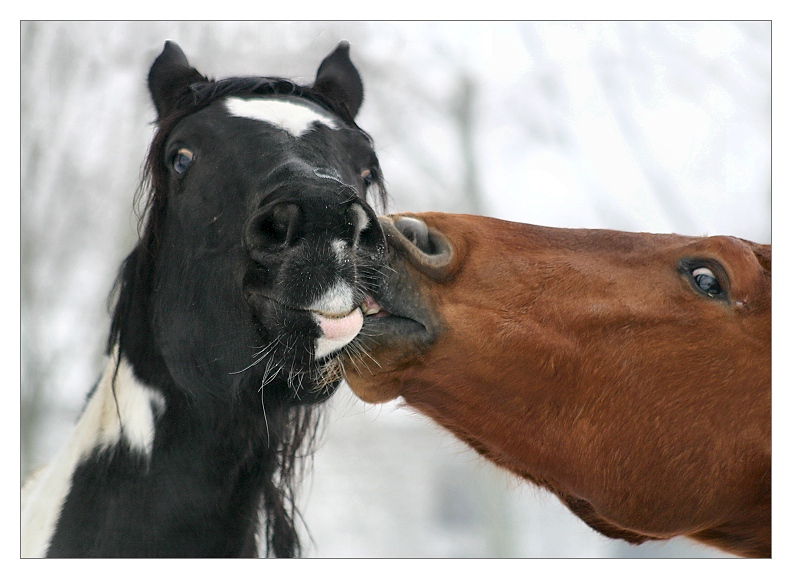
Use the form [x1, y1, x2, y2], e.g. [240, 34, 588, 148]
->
[361, 296, 381, 316]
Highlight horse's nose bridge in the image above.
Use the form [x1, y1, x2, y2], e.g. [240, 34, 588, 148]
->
[300, 193, 385, 259]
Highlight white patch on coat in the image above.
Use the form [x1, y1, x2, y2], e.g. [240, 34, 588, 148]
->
[21, 351, 165, 557]
[225, 96, 338, 137]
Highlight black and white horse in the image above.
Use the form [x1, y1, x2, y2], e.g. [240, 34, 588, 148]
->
[22, 41, 387, 558]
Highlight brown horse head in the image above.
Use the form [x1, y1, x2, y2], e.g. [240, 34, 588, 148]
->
[347, 212, 771, 557]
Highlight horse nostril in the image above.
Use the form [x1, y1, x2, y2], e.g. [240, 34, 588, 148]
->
[394, 216, 432, 254]
[247, 202, 303, 249]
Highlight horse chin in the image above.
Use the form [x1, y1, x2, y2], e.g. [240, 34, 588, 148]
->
[340, 305, 433, 404]
[342, 360, 401, 404]
[243, 291, 363, 404]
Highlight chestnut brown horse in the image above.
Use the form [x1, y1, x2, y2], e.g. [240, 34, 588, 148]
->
[349, 212, 771, 558]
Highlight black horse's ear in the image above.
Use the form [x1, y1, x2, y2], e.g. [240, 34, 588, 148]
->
[148, 41, 207, 120]
[312, 41, 364, 119]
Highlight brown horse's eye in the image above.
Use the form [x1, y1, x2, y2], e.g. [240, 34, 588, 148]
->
[692, 267, 722, 296]
[361, 169, 375, 187]
[679, 258, 728, 300]
[172, 148, 194, 174]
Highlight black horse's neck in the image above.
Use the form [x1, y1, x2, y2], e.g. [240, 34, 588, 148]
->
[45, 247, 312, 557]
[47, 401, 267, 557]
[47, 355, 309, 557]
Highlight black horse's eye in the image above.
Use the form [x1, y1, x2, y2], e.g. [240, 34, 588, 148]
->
[692, 266, 722, 296]
[361, 169, 375, 187]
[172, 148, 194, 174]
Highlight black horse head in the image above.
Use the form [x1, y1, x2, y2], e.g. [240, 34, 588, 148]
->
[97, 41, 387, 556]
[113, 41, 386, 400]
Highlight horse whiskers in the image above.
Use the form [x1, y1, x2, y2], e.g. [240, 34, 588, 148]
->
[230, 337, 281, 375]
[260, 378, 271, 449]
[252, 338, 281, 358]
[283, 337, 305, 401]
[258, 357, 281, 391]
[293, 372, 305, 397]
[344, 341, 377, 374]
[361, 261, 397, 276]
[330, 334, 382, 382]
[233, 317, 378, 400]
[353, 343, 381, 369]
[354, 265, 383, 277]
[354, 270, 383, 284]
[341, 347, 366, 377]
[312, 358, 344, 397]
[357, 326, 386, 339]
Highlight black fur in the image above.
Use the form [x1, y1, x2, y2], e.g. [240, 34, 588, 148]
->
[47, 41, 386, 558]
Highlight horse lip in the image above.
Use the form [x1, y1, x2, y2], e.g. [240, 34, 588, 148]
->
[248, 293, 379, 329]
[310, 307, 358, 319]
[246, 292, 339, 321]
[359, 291, 430, 336]
[310, 293, 388, 319]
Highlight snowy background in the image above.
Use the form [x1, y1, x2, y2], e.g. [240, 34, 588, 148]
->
[20, 21, 770, 558]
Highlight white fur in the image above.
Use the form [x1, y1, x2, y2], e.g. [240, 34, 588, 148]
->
[225, 96, 338, 137]
[21, 351, 165, 557]
[309, 279, 356, 316]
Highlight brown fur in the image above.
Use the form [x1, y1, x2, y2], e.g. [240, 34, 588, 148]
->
[346, 213, 771, 557]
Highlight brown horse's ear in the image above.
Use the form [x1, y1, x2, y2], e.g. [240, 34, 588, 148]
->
[148, 41, 207, 121]
[312, 41, 364, 119]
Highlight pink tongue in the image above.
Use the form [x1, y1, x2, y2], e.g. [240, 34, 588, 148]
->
[316, 308, 363, 340]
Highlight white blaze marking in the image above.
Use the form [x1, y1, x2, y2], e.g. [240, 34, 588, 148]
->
[21, 350, 165, 557]
[225, 96, 338, 137]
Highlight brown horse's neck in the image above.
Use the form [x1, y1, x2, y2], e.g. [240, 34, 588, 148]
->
[400, 349, 769, 556]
